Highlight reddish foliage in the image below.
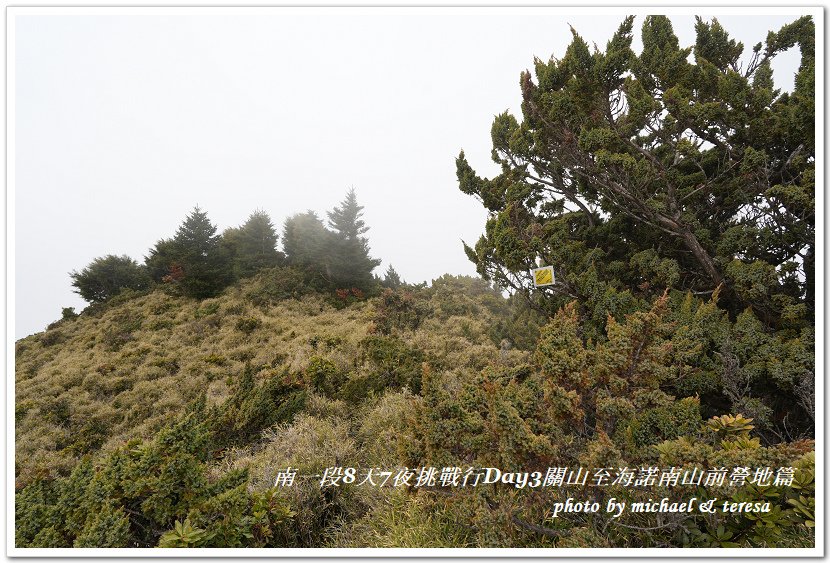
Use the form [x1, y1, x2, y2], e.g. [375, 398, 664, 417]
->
[162, 264, 185, 283]
[335, 288, 350, 300]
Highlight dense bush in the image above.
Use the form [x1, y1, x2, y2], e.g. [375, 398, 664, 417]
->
[401, 293, 815, 547]
[244, 267, 313, 307]
[71, 255, 151, 304]
[15, 414, 295, 548]
[359, 335, 426, 395]
[208, 363, 307, 448]
[371, 288, 431, 335]
[304, 356, 346, 398]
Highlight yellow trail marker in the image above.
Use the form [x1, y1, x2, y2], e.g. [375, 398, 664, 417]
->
[532, 266, 555, 287]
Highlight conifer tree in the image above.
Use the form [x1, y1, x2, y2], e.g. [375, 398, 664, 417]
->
[146, 207, 232, 299]
[326, 189, 381, 291]
[282, 211, 333, 283]
[327, 188, 367, 240]
[145, 238, 179, 283]
[454, 15, 815, 442]
[222, 210, 282, 279]
[382, 264, 403, 289]
[457, 15, 814, 331]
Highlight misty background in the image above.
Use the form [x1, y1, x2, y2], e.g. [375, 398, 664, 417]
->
[13, 9, 802, 338]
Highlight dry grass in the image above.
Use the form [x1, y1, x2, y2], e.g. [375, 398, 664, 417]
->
[15, 274, 519, 486]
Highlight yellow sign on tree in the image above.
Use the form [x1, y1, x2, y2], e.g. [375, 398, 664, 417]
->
[532, 266, 555, 287]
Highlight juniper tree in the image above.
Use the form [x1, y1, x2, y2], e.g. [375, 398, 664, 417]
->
[457, 15, 814, 331]
[456, 15, 815, 441]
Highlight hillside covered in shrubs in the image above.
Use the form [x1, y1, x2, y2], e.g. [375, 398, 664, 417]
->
[15, 14, 815, 550]
[15, 268, 814, 548]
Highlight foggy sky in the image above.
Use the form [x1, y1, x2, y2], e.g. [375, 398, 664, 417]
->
[12, 8, 805, 338]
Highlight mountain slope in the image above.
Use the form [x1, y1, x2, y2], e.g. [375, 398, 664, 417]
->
[15, 269, 522, 484]
[14, 268, 814, 548]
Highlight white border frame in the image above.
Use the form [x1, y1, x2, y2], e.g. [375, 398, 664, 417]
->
[6, 5, 824, 559]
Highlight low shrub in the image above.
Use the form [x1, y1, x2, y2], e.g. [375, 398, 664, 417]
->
[235, 317, 261, 334]
[245, 267, 310, 307]
[371, 288, 431, 335]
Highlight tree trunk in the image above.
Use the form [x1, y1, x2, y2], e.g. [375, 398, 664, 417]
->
[680, 227, 723, 286]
